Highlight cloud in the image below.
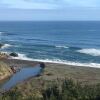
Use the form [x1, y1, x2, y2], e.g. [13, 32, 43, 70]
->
[0, 0, 100, 21]
[63, 0, 99, 7]
[1, 0, 60, 9]
[0, 0, 100, 9]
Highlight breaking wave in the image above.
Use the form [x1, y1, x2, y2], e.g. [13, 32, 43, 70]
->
[55, 45, 69, 49]
[0, 32, 4, 35]
[77, 48, 100, 56]
[10, 53, 100, 68]
[1, 44, 12, 49]
[10, 53, 33, 61]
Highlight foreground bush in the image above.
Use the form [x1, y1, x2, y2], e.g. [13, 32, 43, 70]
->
[42, 79, 100, 100]
[0, 79, 100, 100]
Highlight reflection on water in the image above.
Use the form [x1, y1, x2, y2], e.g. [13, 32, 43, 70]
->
[1, 65, 42, 91]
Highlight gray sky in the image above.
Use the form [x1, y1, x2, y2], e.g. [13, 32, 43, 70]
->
[0, 0, 100, 21]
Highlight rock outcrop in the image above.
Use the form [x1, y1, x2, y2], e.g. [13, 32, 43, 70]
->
[0, 43, 4, 48]
[40, 62, 45, 69]
[0, 61, 13, 81]
[9, 52, 18, 57]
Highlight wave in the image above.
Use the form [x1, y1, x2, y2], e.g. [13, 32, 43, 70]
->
[31, 59, 100, 68]
[11, 53, 33, 61]
[24, 44, 69, 49]
[8, 40, 16, 42]
[1, 44, 12, 49]
[55, 46, 69, 49]
[0, 32, 4, 35]
[77, 48, 100, 56]
[0, 51, 9, 55]
[10, 53, 100, 68]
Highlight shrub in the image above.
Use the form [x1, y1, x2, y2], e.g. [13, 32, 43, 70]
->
[0, 79, 100, 100]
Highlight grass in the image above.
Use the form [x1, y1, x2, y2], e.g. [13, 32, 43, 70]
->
[0, 78, 100, 100]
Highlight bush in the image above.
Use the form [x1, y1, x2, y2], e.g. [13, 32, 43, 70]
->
[0, 79, 100, 100]
[42, 79, 100, 100]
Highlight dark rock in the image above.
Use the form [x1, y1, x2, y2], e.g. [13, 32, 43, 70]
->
[9, 52, 18, 57]
[10, 67, 16, 73]
[36, 74, 42, 77]
[40, 62, 45, 69]
[0, 43, 4, 48]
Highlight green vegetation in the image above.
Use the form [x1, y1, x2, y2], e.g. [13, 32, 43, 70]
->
[0, 79, 100, 100]
[42, 79, 100, 100]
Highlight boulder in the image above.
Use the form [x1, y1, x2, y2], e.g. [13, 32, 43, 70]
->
[0, 43, 4, 48]
[9, 52, 18, 57]
[40, 62, 45, 69]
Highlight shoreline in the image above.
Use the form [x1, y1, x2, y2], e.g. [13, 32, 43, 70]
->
[1, 51, 100, 68]
[0, 58, 100, 85]
[0, 58, 100, 82]
[1, 58, 100, 69]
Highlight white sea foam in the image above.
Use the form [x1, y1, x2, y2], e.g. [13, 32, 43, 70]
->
[10, 53, 100, 68]
[0, 51, 9, 55]
[32, 59, 100, 68]
[0, 32, 3, 35]
[0, 32, 2, 35]
[1, 44, 12, 49]
[9, 40, 16, 42]
[11, 53, 33, 61]
[77, 48, 100, 56]
[56, 45, 69, 49]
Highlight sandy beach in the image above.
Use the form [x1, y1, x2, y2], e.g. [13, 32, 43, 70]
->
[1, 58, 100, 85]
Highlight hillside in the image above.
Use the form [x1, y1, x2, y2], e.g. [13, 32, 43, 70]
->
[0, 61, 12, 81]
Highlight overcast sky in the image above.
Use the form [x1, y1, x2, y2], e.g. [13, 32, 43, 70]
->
[0, 0, 100, 21]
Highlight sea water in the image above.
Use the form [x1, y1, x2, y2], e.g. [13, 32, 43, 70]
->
[0, 21, 100, 68]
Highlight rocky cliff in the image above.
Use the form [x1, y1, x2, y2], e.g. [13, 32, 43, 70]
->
[0, 61, 12, 81]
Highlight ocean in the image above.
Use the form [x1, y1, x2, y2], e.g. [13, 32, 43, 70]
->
[0, 21, 100, 68]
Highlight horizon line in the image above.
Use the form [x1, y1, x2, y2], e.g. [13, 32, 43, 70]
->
[0, 20, 100, 22]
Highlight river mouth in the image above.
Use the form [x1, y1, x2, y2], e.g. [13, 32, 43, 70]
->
[0, 64, 42, 92]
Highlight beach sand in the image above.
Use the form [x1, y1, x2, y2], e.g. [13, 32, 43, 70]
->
[1, 58, 100, 84]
